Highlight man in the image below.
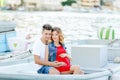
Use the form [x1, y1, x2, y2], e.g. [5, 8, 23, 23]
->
[32, 24, 65, 74]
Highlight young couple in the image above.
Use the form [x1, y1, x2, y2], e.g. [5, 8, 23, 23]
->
[32, 24, 84, 74]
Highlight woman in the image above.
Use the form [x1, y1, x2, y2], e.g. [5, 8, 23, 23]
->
[48, 27, 84, 74]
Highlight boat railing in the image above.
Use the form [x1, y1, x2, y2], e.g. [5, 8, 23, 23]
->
[0, 69, 111, 80]
[107, 39, 120, 47]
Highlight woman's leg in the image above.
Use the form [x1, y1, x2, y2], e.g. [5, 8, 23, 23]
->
[60, 65, 84, 74]
[49, 67, 60, 74]
[60, 71, 73, 74]
[70, 65, 84, 74]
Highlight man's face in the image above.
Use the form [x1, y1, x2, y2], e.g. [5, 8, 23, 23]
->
[42, 30, 51, 41]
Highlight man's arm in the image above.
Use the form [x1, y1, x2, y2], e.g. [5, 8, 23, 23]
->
[45, 45, 49, 61]
[34, 55, 64, 67]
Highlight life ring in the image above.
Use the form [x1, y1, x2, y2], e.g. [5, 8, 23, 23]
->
[98, 27, 115, 40]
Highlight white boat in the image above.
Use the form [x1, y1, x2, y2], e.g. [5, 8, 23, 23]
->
[71, 39, 120, 80]
[0, 50, 32, 62]
[0, 39, 120, 80]
[0, 20, 32, 62]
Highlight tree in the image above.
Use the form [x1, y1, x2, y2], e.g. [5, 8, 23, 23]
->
[20, 0, 24, 6]
[100, 0, 104, 6]
[61, 0, 76, 6]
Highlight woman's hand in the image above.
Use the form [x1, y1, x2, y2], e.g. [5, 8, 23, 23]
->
[59, 53, 72, 60]
[59, 53, 67, 58]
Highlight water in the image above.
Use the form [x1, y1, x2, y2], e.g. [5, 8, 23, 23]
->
[0, 11, 120, 42]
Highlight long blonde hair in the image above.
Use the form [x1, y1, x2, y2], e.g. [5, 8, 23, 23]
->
[52, 27, 64, 44]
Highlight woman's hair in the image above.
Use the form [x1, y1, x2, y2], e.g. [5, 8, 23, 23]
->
[52, 27, 64, 44]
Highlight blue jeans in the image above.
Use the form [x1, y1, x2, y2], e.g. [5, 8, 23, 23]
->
[37, 66, 51, 74]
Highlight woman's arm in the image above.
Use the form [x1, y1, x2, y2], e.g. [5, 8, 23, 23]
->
[59, 53, 72, 60]
[63, 44, 72, 60]
[66, 54, 72, 60]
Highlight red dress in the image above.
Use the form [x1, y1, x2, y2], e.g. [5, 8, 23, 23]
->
[56, 45, 71, 72]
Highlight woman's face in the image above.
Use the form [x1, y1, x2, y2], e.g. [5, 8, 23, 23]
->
[52, 31, 59, 42]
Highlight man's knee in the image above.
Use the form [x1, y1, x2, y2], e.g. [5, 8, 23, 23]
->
[49, 67, 60, 74]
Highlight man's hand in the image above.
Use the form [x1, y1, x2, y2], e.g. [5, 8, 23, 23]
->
[56, 62, 66, 66]
[53, 61, 66, 67]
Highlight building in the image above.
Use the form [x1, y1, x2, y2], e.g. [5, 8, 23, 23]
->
[23, 0, 43, 10]
[80, 0, 100, 8]
[5, 0, 21, 7]
[24, 0, 63, 11]
[113, 0, 120, 12]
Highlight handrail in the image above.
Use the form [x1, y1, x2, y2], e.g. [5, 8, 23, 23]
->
[107, 39, 120, 47]
[109, 66, 120, 74]
[0, 29, 15, 33]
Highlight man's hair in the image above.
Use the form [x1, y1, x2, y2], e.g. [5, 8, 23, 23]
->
[42, 24, 52, 31]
